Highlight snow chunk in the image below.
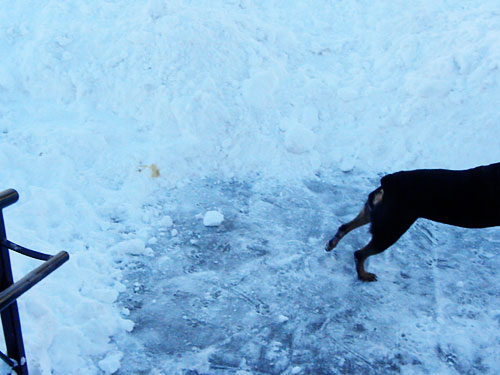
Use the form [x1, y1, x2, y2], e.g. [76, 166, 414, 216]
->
[278, 314, 289, 323]
[98, 351, 123, 374]
[339, 157, 355, 173]
[203, 211, 224, 227]
[285, 126, 316, 155]
[109, 239, 153, 256]
[160, 215, 174, 227]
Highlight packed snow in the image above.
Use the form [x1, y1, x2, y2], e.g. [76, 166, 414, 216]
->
[203, 211, 225, 227]
[0, 0, 500, 374]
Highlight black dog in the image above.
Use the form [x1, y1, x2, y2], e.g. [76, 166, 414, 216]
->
[326, 162, 500, 281]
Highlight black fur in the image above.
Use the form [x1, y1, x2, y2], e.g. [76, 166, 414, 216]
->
[380, 163, 500, 228]
[326, 162, 500, 281]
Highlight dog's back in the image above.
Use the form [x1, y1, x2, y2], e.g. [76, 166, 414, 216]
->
[380, 162, 500, 228]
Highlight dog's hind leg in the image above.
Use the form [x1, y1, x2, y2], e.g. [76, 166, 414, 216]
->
[325, 188, 383, 252]
[353, 241, 387, 282]
[355, 209, 416, 282]
[325, 203, 370, 251]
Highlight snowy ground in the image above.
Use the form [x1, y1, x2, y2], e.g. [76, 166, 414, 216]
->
[114, 174, 500, 375]
[1, 0, 500, 374]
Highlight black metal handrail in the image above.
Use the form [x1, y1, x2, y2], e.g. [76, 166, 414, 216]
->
[2, 240, 52, 261]
[0, 251, 69, 314]
[0, 189, 69, 375]
[0, 189, 19, 210]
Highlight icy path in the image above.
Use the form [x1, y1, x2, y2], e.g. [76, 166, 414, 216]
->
[116, 173, 500, 375]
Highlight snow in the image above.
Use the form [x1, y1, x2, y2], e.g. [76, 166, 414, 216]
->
[203, 211, 225, 227]
[278, 315, 289, 323]
[98, 351, 123, 375]
[0, 0, 499, 374]
[284, 124, 316, 155]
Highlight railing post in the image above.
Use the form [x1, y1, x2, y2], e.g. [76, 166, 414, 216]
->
[0, 209, 28, 374]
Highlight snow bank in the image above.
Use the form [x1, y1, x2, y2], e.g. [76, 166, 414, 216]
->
[4, 1, 500, 183]
[1, 0, 499, 373]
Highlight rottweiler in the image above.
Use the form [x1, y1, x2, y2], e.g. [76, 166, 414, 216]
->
[325, 162, 500, 281]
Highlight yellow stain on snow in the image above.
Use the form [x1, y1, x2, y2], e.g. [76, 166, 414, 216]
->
[150, 164, 160, 178]
[138, 164, 160, 178]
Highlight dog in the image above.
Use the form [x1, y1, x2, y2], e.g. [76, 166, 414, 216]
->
[325, 162, 500, 281]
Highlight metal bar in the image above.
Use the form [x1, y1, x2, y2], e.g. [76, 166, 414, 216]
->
[0, 212, 28, 375]
[0, 251, 69, 313]
[0, 350, 16, 368]
[0, 190, 18, 210]
[2, 240, 51, 261]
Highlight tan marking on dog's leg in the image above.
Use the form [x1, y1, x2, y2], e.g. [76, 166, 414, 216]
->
[354, 242, 379, 282]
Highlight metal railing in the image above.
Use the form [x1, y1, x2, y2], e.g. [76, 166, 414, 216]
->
[0, 189, 69, 374]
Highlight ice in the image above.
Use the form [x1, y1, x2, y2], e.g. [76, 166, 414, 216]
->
[116, 174, 500, 375]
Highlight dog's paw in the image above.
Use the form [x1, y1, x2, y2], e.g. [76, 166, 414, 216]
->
[325, 237, 339, 252]
[358, 272, 377, 282]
